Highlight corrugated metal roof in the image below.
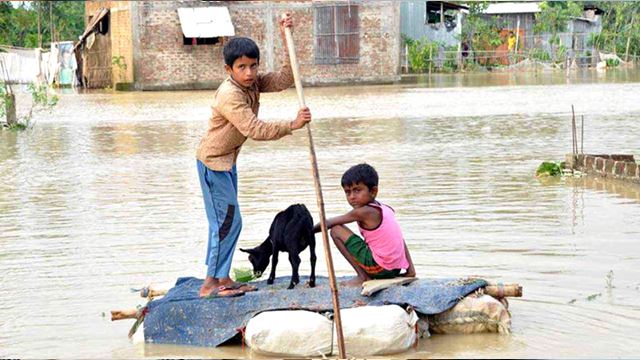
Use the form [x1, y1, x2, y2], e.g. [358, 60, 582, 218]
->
[73, 8, 110, 52]
[484, 2, 541, 15]
[178, 7, 235, 38]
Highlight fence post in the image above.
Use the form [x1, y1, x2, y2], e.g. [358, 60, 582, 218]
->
[429, 45, 432, 76]
[5, 92, 17, 125]
[404, 43, 409, 73]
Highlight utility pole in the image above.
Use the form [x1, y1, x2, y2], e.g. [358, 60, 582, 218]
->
[37, 1, 42, 48]
[50, 2, 54, 44]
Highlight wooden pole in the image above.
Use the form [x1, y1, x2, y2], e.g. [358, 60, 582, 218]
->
[515, 16, 520, 61]
[37, 1, 42, 48]
[625, 14, 635, 63]
[581, 115, 584, 154]
[571, 105, 577, 156]
[50, 2, 54, 44]
[282, 15, 346, 358]
[0, 60, 17, 125]
[429, 45, 432, 76]
[484, 283, 523, 298]
[111, 308, 140, 321]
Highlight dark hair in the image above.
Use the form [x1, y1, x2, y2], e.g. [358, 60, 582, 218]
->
[223, 37, 260, 66]
[341, 163, 379, 190]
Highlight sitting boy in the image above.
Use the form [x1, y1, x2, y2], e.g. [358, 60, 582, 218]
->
[196, 13, 312, 297]
[314, 163, 416, 287]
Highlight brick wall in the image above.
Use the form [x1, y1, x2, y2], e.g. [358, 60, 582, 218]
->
[109, 2, 134, 87]
[130, 1, 400, 90]
[567, 154, 640, 185]
[84, 1, 133, 88]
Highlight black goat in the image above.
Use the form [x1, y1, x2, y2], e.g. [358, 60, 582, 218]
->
[240, 204, 316, 289]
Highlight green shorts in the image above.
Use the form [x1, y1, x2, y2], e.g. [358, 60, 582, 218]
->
[345, 234, 401, 279]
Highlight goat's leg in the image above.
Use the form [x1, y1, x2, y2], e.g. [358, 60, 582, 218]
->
[309, 241, 317, 288]
[288, 252, 301, 289]
[267, 251, 279, 285]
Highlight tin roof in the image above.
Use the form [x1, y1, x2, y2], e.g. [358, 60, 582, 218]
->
[177, 7, 235, 38]
[484, 2, 541, 15]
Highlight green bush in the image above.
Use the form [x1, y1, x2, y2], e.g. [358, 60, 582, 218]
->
[536, 162, 562, 177]
[403, 35, 442, 73]
[606, 58, 620, 67]
[1, 81, 58, 131]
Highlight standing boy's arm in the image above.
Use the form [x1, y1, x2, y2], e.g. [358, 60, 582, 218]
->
[257, 12, 295, 93]
[217, 93, 291, 140]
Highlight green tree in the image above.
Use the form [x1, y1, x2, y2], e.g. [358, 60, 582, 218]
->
[460, 1, 502, 65]
[594, 2, 640, 60]
[534, 1, 582, 63]
[0, 1, 84, 48]
[0, 2, 14, 45]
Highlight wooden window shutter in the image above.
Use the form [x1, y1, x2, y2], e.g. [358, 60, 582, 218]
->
[335, 5, 359, 64]
[315, 4, 359, 65]
[315, 6, 336, 65]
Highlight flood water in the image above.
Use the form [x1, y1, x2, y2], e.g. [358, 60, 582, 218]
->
[2, 69, 640, 358]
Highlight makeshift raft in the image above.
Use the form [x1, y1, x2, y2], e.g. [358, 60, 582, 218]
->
[112, 275, 521, 349]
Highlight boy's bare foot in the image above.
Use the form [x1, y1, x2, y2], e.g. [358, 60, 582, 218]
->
[340, 276, 366, 287]
[218, 277, 240, 288]
[199, 276, 220, 297]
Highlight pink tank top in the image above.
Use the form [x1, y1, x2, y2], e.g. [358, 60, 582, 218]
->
[358, 202, 409, 270]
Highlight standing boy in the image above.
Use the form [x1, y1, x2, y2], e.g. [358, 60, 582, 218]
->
[196, 14, 311, 297]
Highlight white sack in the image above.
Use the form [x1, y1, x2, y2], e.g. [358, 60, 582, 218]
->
[245, 305, 419, 357]
[244, 310, 333, 357]
[333, 305, 418, 356]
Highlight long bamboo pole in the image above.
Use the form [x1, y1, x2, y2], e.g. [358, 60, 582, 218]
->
[282, 16, 346, 358]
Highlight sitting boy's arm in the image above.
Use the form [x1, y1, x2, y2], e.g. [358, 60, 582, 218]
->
[257, 13, 294, 93]
[402, 240, 417, 277]
[313, 208, 365, 233]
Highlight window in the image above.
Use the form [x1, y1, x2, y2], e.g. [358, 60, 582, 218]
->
[426, 2, 458, 30]
[314, 5, 359, 65]
[98, 13, 109, 35]
[183, 36, 221, 46]
[426, 2, 442, 24]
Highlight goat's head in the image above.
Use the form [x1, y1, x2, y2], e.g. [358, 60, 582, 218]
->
[239, 246, 270, 278]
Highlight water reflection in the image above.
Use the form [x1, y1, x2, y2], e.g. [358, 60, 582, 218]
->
[1, 70, 640, 358]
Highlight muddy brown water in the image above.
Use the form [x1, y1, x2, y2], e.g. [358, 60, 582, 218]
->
[1, 69, 640, 358]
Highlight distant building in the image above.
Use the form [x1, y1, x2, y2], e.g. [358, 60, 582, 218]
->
[400, 1, 467, 72]
[401, 1, 467, 47]
[78, 1, 402, 90]
[482, 2, 603, 66]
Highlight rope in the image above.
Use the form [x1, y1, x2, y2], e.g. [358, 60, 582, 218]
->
[238, 326, 246, 351]
[0, 44, 44, 51]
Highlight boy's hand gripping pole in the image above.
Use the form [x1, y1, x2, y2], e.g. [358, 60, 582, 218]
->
[282, 14, 346, 358]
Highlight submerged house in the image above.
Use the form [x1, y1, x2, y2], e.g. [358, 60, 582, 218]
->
[401, 1, 467, 47]
[400, 1, 467, 71]
[482, 2, 603, 66]
[79, 1, 402, 90]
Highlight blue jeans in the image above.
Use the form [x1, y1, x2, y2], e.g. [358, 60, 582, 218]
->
[197, 160, 242, 278]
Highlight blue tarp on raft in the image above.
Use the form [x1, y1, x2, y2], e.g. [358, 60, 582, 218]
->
[144, 276, 486, 347]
